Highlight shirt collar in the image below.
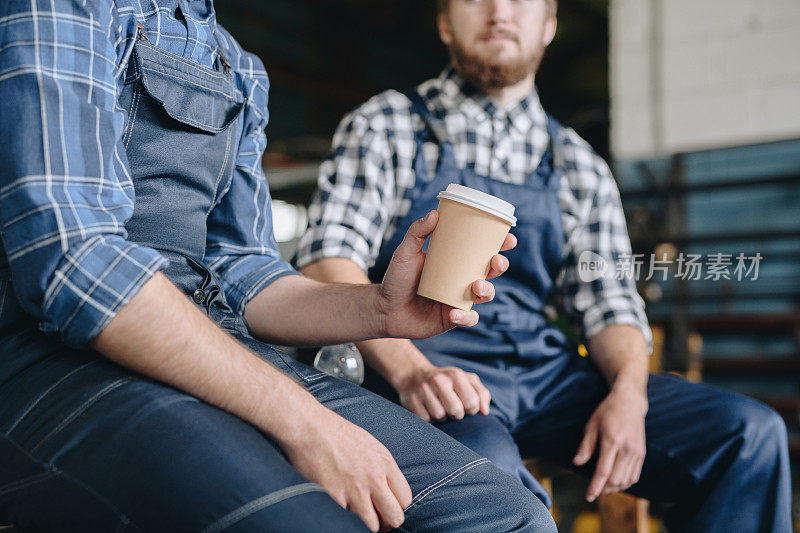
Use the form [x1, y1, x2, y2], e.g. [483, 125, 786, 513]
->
[435, 65, 548, 135]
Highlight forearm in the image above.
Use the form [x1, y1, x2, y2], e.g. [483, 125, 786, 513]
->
[92, 272, 325, 450]
[243, 273, 386, 347]
[300, 258, 434, 387]
[587, 324, 649, 399]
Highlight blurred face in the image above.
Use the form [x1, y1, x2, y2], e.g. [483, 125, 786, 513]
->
[439, 0, 557, 92]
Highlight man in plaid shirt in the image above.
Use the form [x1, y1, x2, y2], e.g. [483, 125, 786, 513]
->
[296, 1, 792, 530]
[0, 0, 560, 531]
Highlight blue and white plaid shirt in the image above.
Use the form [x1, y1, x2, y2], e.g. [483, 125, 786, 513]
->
[295, 67, 652, 346]
[0, 0, 293, 347]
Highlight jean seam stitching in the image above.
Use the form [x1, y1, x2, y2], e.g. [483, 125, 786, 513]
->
[29, 377, 135, 455]
[0, 434, 142, 532]
[404, 458, 491, 510]
[5, 361, 97, 435]
[140, 42, 229, 82]
[0, 471, 55, 498]
[206, 125, 233, 214]
[199, 482, 325, 533]
[122, 85, 136, 145]
[124, 51, 143, 145]
[0, 277, 6, 320]
[52, 467, 141, 531]
[272, 352, 316, 384]
[124, 87, 141, 149]
[139, 65, 234, 99]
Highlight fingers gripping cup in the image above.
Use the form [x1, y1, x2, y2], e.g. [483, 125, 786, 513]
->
[418, 184, 516, 311]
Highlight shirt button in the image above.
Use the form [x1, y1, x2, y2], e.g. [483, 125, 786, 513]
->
[192, 289, 205, 304]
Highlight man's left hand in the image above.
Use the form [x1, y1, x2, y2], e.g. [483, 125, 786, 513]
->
[573, 385, 648, 502]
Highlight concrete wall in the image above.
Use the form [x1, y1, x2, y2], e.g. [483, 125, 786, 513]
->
[610, 0, 800, 159]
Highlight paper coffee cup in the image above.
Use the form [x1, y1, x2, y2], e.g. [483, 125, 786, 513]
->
[417, 184, 516, 310]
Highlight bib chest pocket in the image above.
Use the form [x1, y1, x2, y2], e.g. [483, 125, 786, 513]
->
[120, 40, 244, 259]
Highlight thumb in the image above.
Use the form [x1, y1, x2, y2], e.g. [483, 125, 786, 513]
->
[573, 420, 598, 466]
[396, 211, 438, 259]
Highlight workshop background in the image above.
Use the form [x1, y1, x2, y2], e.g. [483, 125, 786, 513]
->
[215, 0, 800, 530]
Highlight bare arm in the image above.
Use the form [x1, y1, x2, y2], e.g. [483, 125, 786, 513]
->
[92, 272, 411, 532]
[588, 324, 649, 398]
[296, 225, 519, 423]
[573, 324, 650, 502]
[245, 211, 497, 348]
[299, 257, 437, 387]
[244, 274, 387, 347]
[91, 211, 503, 529]
[92, 272, 319, 444]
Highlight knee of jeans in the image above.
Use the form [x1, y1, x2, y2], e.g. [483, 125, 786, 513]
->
[216, 489, 368, 533]
[517, 491, 558, 533]
[736, 398, 783, 437]
[438, 416, 518, 463]
[724, 397, 789, 466]
[745, 403, 788, 451]
[492, 473, 558, 533]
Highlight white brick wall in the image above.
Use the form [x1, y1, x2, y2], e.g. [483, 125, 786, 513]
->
[610, 0, 800, 158]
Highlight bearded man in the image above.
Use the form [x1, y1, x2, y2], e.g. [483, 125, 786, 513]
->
[295, 0, 793, 531]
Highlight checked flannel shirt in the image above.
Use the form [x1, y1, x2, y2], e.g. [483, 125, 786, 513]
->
[0, 0, 294, 347]
[295, 67, 652, 347]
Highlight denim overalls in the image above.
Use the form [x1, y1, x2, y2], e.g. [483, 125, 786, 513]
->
[364, 90, 793, 532]
[368, 89, 573, 508]
[118, 26, 247, 331]
[0, 11, 557, 532]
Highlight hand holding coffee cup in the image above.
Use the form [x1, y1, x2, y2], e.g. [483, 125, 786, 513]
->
[377, 200, 515, 339]
[418, 184, 517, 311]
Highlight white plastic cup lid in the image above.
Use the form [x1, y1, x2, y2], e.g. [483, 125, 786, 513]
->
[437, 184, 517, 226]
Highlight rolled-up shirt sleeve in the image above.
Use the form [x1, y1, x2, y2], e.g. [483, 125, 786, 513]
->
[293, 109, 396, 272]
[0, 0, 167, 347]
[557, 149, 653, 352]
[203, 50, 296, 317]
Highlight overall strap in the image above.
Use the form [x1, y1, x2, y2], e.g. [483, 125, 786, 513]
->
[403, 88, 459, 185]
[526, 112, 565, 189]
[405, 89, 430, 122]
[404, 89, 449, 147]
[545, 112, 562, 142]
[544, 113, 565, 173]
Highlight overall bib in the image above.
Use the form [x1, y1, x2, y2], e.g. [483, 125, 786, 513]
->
[0, 18, 556, 532]
[365, 91, 793, 532]
[369, 90, 572, 508]
[119, 26, 246, 331]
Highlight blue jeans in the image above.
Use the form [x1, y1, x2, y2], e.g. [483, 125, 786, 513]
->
[0, 328, 556, 532]
[365, 347, 793, 533]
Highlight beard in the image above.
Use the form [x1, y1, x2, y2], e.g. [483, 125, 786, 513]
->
[448, 34, 545, 92]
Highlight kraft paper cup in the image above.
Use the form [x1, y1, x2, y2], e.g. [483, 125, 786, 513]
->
[417, 184, 516, 311]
